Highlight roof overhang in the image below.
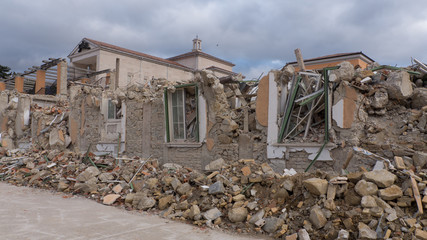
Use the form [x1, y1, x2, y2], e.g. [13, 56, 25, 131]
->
[206, 66, 244, 78]
[68, 38, 193, 72]
[287, 52, 375, 67]
[169, 51, 235, 67]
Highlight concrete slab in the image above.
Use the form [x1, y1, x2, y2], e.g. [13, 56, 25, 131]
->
[0, 183, 267, 240]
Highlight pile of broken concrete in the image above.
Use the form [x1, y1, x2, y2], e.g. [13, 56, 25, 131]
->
[1, 150, 427, 239]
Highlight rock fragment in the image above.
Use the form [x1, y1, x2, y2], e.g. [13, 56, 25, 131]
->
[228, 207, 247, 223]
[249, 209, 265, 225]
[262, 217, 284, 233]
[103, 194, 120, 205]
[204, 158, 226, 171]
[303, 178, 328, 195]
[358, 222, 377, 239]
[384, 70, 413, 100]
[203, 208, 222, 221]
[309, 206, 327, 229]
[176, 182, 192, 196]
[354, 179, 378, 196]
[363, 169, 397, 188]
[378, 185, 403, 200]
[209, 181, 225, 195]
[298, 229, 310, 240]
[76, 166, 100, 182]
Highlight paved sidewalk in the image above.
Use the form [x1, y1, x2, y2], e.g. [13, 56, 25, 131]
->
[0, 183, 266, 240]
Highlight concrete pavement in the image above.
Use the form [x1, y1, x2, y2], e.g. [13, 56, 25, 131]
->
[0, 182, 267, 240]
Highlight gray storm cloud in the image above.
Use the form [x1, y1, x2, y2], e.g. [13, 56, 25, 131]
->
[1, 0, 427, 79]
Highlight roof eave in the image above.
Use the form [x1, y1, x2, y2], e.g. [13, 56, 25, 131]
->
[286, 52, 375, 66]
[98, 46, 193, 71]
[169, 51, 235, 67]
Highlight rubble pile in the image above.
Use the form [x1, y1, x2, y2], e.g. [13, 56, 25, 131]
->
[0, 91, 25, 149]
[31, 102, 71, 150]
[342, 64, 427, 172]
[0, 90, 71, 151]
[197, 70, 263, 140]
[277, 61, 427, 145]
[1, 149, 427, 239]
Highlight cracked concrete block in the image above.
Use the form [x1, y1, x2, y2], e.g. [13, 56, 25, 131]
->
[412, 88, 427, 109]
[49, 128, 65, 149]
[384, 70, 413, 100]
[330, 61, 355, 82]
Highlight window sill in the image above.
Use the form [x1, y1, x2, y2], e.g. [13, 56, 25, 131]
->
[106, 119, 122, 122]
[272, 142, 336, 148]
[166, 142, 202, 148]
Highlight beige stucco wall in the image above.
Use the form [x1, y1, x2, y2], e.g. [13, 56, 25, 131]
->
[198, 57, 233, 72]
[97, 50, 194, 87]
[174, 57, 197, 69]
[210, 71, 230, 78]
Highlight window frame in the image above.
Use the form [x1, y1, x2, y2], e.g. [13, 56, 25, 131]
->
[107, 99, 117, 120]
[171, 88, 186, 140]
[164, 83, 199, 143]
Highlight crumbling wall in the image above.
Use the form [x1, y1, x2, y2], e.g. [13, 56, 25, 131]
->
[331, 66, 421, 171]
[285, 151, 310, 171]
[125, 99, 144, 156]
[118, 70, 268, 170]
[0, 89, 74, 152]
[149, 100, 166, 161]
[68, 86, 104, 152]
[197, 70, 268, 169]
[0, 70, 267, 171]
[0, 90, 18, 149]
[80, 94, 102, 150]
[267, 61, 427, 174]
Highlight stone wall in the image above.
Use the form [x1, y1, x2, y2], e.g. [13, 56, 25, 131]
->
[163, 147, 204, 170]
[121, 92, 267, 170]
[281, 151, 334, 173]
[286, 151, 310, 172]
[1, 71, 271, 171]
[79, 95, 103, 151]
[125, 99, 144, 156]
[149, 100, 167, 161]
[68, 86, 105, 153]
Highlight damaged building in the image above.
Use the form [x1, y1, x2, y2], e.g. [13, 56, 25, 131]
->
[3, 43, 427, 239]
[1, 43, 427, 176]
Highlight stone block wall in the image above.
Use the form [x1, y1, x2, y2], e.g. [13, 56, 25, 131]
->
[149, 100, 166, 161]
[286, 150, 336, 173]
[125, 100, 144, 156]
[80, 97, 103, 151]
[213, 143, 239, 161]
[286, 151, 311, 172]
[253, 142, 267, 162]
[163, 147, 204, 170]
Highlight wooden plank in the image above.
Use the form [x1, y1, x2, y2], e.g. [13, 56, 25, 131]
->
[410, 170, 423, 214]
[294, 48, 310, 88]
[342, 150, 354, 170]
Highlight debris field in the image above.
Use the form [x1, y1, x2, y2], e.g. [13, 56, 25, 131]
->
[1, 148, 427, 240]
[2, 52, 427, 239]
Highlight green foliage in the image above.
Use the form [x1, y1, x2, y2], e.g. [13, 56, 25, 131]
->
[0, 65, 11, 79]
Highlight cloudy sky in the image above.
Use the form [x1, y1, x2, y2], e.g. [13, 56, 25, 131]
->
[1, 0, 427, 79]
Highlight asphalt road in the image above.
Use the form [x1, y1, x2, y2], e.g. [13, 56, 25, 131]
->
[0, 182, 266, 240]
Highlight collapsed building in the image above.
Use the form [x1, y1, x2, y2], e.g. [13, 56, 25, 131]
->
[1, 44, 427, 175]
[3, 43, 427, 238]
